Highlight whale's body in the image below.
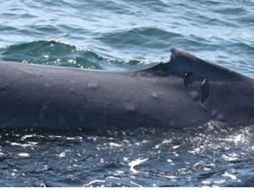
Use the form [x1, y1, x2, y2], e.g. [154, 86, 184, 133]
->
[0, 48, 253, 129]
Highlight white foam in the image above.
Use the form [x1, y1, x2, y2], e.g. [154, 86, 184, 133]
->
[128, 158, 148, 174]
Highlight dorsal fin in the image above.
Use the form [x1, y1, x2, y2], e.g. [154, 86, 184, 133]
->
[135, 48, 249, 81]
[168, 48, 246, 81]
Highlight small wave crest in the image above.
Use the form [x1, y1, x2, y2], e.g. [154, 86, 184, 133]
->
[97, 27, 182, 51]
[0, 40, 151, 70]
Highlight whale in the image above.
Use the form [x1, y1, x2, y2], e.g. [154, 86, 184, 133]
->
[0, 48, 253, 129]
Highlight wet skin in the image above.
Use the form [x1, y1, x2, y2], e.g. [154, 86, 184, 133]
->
[0, 48, 254, 129]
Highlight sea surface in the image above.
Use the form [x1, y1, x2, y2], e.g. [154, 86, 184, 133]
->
[0, 0, 254, 187]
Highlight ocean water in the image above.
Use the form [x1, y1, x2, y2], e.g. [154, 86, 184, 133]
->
[0, 0, 254, 187]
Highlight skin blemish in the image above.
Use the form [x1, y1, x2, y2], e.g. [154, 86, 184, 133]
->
[44, 83, 51, 88]
[88, 82, 98, 90]
[39, 105, 50, 123]
[169, 121, 175, 127]
[125, 104, 136, 114]
[151, 92, 159, 100]
[211, 110, 218, 118]
[188, 90, 200, 101]
[216, 114, 225, 122]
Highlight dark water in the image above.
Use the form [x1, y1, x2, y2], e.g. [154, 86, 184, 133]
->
[0, 0, 254, 187]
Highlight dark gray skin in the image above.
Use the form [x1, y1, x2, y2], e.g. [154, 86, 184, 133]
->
[0, 48, 254, 129]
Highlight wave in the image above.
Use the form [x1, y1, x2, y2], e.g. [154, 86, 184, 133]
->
[0, 40, 151, 70]
[97, 27, 182, 49]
